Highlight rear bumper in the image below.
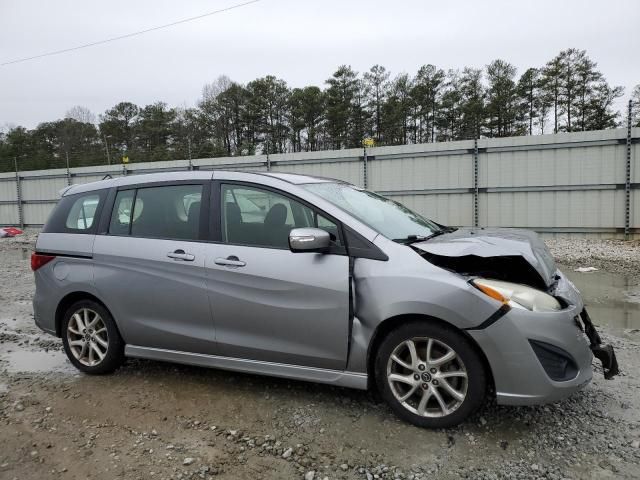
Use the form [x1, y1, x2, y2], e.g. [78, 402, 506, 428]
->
[32, 268, 61, 336]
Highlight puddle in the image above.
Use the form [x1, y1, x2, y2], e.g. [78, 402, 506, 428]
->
[562, 267, 640, 330]
[0, 348, 73, 374]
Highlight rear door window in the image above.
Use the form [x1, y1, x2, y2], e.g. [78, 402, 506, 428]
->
[108, 190, 137, 235]
[109, 184, 203, 241]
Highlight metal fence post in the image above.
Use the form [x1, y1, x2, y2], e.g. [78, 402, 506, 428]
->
[266, 153, 271, 171]
[14, 157, 24, 228]
[625, 100, 632, 240]
[363, 147, 368, 189]
[103, 134, 111, 165]
[473, 137, 479, 227]
[65, 152, 72, 186]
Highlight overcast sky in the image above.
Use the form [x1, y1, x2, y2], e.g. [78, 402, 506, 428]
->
[1, 0, 638, 128]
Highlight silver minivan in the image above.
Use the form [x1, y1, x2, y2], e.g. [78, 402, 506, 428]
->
[31, 171, 618, 428]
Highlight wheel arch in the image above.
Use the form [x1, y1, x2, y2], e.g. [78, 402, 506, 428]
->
[55, 291, 117, 338]
[366, 313, 495, 394]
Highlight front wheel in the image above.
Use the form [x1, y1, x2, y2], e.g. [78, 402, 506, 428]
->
[375, 321, 487, 428]
[61, 300, 125, 374]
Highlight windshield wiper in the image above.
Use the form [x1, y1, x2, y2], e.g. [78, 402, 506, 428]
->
[393, 227, 457, 245]
[425, 226, 458, 239]
[392, 234, 428, 244]
[423, 226, 458, 240]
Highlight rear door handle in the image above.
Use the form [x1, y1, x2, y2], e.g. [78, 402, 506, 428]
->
[167, 249, 195, 261]
[214, 255, 246, 267]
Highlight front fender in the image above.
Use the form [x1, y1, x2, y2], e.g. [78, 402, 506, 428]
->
[345, 240, 500, 372]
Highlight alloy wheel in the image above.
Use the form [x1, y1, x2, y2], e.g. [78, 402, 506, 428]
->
[386, 337, 468, 418]
[66, 307, 109, 367]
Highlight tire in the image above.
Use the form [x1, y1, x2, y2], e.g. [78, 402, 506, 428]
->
[61, 300, 125, 375]
[375, 321, 486, 428]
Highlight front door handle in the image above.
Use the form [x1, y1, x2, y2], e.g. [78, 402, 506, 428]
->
[214, 255, 246, 267]
[167, 249, 195, 261]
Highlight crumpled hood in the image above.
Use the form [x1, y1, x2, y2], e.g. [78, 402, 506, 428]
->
[412, 227, 557, 287]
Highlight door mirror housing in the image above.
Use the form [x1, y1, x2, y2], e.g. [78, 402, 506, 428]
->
[289, 228, 331, 253]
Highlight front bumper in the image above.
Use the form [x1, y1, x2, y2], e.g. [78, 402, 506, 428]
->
[467, 279, 619, 406]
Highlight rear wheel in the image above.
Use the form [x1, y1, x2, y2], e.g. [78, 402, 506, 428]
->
[61, 300, 124, 374]
[375, 321, 486, 428]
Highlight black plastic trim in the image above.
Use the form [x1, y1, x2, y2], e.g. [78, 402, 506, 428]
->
[529, 339, 579, 382]
[343, 226, 389, 261]
[465, 303, 510, 331]
[34, 251, 93, 260]
[97, 187, 118, 235]
[114, 179, 211, 191]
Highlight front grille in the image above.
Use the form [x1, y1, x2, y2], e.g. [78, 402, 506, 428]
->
[529, 340, 578, 382]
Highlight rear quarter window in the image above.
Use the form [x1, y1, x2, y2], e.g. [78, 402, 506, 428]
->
[42, 189, 108, 234]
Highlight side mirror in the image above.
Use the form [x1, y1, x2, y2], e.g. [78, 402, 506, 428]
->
[289, 228, 330, 253]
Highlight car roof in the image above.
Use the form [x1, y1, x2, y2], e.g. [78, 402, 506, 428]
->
[258, 172, 341, 185]
[62, 170, 345, 196]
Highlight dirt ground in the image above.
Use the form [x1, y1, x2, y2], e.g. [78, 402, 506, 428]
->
[1, 233, 640, 480]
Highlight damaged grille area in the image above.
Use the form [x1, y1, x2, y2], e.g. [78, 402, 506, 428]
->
[416, 251, 548, 290]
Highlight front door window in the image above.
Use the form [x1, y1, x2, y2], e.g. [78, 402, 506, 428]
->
[221, 184, 341, 248]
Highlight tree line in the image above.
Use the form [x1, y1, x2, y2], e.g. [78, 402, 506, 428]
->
[1, 48, 639, 172]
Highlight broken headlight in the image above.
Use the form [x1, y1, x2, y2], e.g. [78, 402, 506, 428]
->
[471, 278, 561, 312]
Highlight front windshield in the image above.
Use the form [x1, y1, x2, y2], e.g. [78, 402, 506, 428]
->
[303, 183, 442, 241]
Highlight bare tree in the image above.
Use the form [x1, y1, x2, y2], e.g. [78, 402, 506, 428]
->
[632, 84, 640, 127]
[65, 105, 96, 124]
[202, 75, 235, 105]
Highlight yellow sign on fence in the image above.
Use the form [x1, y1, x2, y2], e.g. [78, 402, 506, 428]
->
[362, 137, 375, 148]
[122, 156, 129, 164]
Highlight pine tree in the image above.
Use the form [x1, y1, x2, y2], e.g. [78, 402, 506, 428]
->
[412, 65, 445, 142]
[541, 56, 563, 133]
[325, 66, 362, 149]
[99, 102, 139, 157]
[437, 70, 463, 141]
[289, 86, 325, 152]
[363, 65, 390, 142]
[583, 82, 623, 130]
[381, 73, 414, 145]
[459, 68, 485, 139]
[517, 68, 541, 135]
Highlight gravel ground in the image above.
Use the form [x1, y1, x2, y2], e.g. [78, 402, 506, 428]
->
[546, 238, 640, 281]
[0, 232, 639, 480]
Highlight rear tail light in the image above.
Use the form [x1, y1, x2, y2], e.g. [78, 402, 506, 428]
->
[31, 253, 56, 271]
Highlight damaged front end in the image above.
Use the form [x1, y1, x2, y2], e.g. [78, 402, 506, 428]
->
[578, 309, 620, 379]
[412, 227, 619, 380]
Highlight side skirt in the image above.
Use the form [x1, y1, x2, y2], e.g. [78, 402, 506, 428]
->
[125, 345, 369, 390]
